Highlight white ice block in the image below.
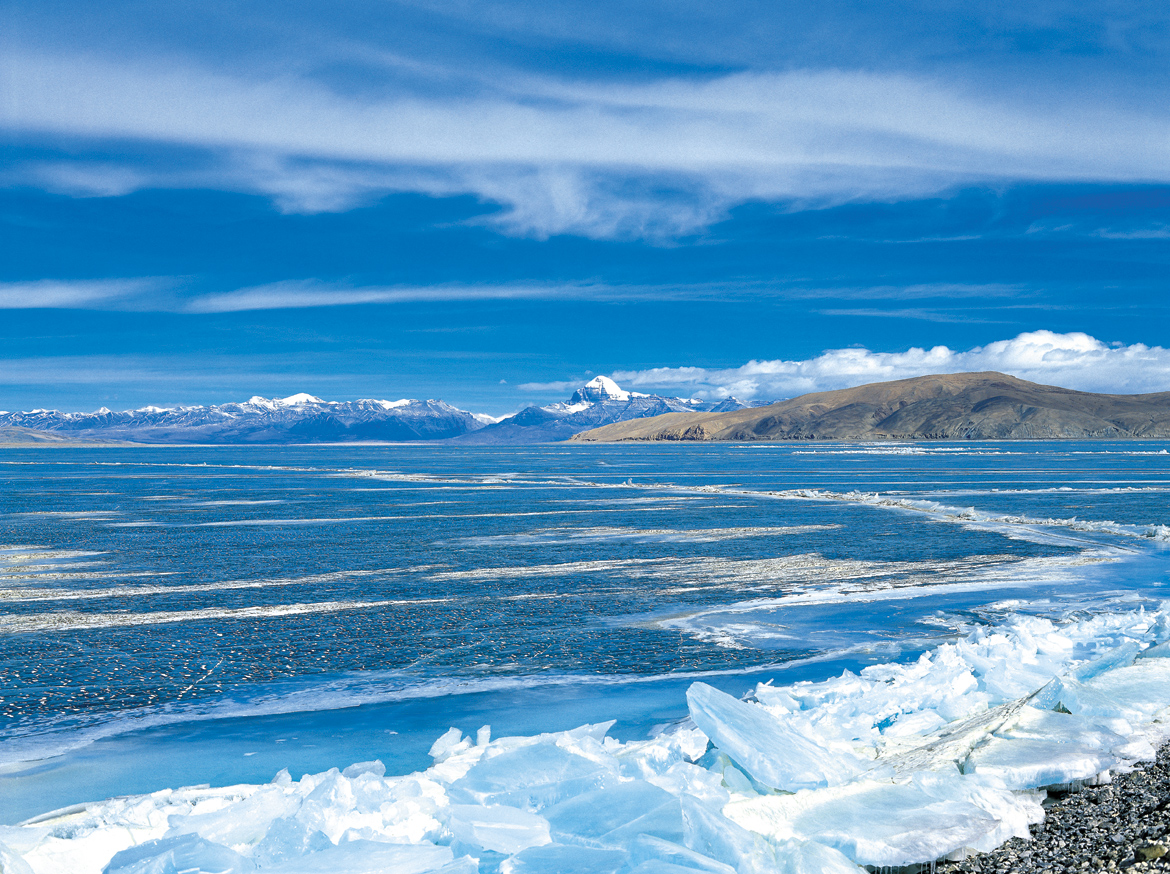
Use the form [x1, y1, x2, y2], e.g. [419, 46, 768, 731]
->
[499, 843, 627, 874]
[543, 780, 684, 846]
[686, 683, 861, 791]
[259, 839, 458, 873]
[448, 739, 619, 809]
[102, 833, 253, 874]
[446, 803, 551, 854]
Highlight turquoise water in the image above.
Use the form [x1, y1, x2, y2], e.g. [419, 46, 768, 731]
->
[2, 442, 1168, 823]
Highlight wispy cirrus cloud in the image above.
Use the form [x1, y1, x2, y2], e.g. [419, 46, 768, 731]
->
[6, 47, 1170, 238]
[0, 278, 167, 309]
[610, 332, 1170, 399]
[0, 278, 638, 312]
[515, 379, 589, 394]
[183, 281, 588, 313]
[0, 277, 1091, 314]
[815, 307, 1004, 323]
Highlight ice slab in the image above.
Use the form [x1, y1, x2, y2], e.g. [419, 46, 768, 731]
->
[254, 840, 458, 873]
[686, 683, 861, 791]
[543, 780, 683, 846]
[0, 840, 35, 874]
[725, 772, 1041, 869]
[446, 803, 550, 854]
[500, 843, 626, 874]
[103, 833, 252, 874]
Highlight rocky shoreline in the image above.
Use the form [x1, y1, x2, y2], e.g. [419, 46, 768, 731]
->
[936, 742, 1170, 874]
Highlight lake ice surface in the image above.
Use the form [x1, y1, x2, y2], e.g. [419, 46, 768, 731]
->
[1, 442, 1169, 872]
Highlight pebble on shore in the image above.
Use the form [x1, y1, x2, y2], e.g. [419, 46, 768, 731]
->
[936, 741, 1170, 874]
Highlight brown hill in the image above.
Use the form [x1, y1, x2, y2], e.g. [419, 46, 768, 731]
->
[570, 372, 1170, 442]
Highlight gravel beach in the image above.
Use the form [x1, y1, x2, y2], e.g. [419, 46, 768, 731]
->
[937, 742, 1170, 874]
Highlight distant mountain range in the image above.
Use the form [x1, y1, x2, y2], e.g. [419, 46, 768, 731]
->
[19, 372, 1165, 446]
[0, 377, 752, 444]
[0, 394, 487, 443]
[572, 372, 1170, 442]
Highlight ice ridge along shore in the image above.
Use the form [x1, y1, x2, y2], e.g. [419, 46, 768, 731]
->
[938, 744, 1170, 873]
[3, 609, 1170, 873]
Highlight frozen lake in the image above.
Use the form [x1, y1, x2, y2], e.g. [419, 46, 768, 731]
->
[2, 442, 1169, 872]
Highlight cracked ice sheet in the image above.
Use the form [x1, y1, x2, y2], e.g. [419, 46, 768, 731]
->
[5, 610, 1170, 874]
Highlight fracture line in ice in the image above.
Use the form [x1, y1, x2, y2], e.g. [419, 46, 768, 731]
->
[0, 598, 453, 634]
[6, 609, 1170, 874]
[656, 549, 1123, 650]
[451, 525, 838, 547]
[427, 552, 1022, 588]
[187, 504, 731, 527]
[754, 487, 1170, 544]
[0, 568, 420, 603]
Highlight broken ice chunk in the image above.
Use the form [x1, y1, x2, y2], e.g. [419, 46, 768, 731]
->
[678, 795, 781, 872]
[102, 833, 253, 874]
[251, 816, 333, 868]
[543, 780, 684, 846]
[500, 843, 627, 874]
[166, 784, 300, 849]
[446, 803, 551, 854]
[1138, 640, 1170, 659]
[1083, 658, 1170, 723]
[342, 761, 386, 779]
[430, 728, 473, 763]
[966, 735, 1111, 789]
[626, 834, 736, 873]
[772, 839, 866, 874]
[686, 683, 861, 791]
[962, 705, 1125, 789]
[724, 775, 1014, 869]
[448, 740, 619, 809]
[256, 839, 457, 873]
[0, 841, 34, 874]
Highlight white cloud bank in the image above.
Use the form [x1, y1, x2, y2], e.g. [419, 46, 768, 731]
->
[611, 332, 1170, 398]
[6, 50, 1170, 237]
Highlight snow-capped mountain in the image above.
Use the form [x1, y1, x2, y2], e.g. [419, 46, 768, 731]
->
[566, 375, 630, 404]
[456, 377, 740, 444]
[708, 396, 751, 413]
[0, 394, 486, 443]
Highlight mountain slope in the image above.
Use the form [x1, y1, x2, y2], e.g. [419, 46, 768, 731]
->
[0, 427, 131, 446]
[571, 372, 1170, 441]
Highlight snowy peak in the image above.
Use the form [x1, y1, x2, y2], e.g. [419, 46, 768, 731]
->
[245, 393, 327, 410]
[569, 376, 630, 404]
[277, 393, 326, 406]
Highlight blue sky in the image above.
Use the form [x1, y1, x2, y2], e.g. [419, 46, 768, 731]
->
[2, 1, 1169, 414]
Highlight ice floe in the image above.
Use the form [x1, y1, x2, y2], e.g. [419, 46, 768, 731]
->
[5, 608, 1170, 873]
